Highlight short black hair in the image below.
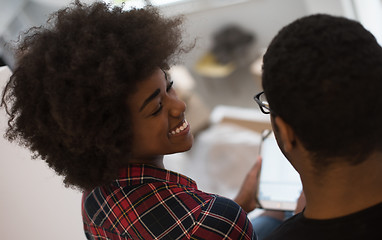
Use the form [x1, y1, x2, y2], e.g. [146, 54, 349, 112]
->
[262, 14, 382, 167]
[1, 1, 185, 190]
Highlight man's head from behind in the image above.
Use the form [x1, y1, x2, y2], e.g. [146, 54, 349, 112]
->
[262, 14, 382, 168]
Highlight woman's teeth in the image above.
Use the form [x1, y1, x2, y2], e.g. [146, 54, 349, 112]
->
[170, 120, 188, 135]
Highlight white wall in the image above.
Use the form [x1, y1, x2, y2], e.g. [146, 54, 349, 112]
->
[0, 0, 25, 36]
[0, 67, 84, 239]
[353, 0, 382, 45]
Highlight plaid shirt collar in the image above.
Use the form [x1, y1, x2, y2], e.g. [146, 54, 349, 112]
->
[113, 164, 198, 189]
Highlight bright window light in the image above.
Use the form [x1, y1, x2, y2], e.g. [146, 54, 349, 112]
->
[103, 0, 189, 10]
[103, 0, 252, 13]
[103, 0, 147, 10]
[150, 0, 189, 6]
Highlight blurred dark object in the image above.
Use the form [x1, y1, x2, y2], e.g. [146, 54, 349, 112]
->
[212, 25, 255, 65]
[195, 25, 256, 78]
[0, 56, 6, 66]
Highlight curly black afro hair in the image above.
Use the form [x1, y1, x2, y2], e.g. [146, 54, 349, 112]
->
[262, 14, 382, 167]
[1, 1, 186, 190]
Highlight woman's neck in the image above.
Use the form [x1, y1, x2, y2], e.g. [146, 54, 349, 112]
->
[127, 155, 165, 169]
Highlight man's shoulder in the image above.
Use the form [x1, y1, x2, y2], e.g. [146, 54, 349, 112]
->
[266, 202, 382, 240]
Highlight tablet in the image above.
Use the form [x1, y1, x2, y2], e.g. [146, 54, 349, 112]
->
[257, 130, 303, 211]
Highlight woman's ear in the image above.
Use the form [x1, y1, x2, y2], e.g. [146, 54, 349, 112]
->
[273, 116, 297, 153]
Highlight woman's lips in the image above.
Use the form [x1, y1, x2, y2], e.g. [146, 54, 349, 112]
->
[169, 119, 190, 136]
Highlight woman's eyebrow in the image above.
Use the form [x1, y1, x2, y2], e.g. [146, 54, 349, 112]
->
[139, 88, 160, 112]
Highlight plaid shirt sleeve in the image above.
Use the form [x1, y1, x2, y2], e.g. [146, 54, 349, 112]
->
[189, 195, 255, 240]
[82, 165, 256, 240]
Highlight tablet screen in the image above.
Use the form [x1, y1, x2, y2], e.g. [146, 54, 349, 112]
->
[258, 130, 302, 211]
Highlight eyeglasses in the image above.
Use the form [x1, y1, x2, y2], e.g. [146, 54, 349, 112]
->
[254, 91, 273, 114]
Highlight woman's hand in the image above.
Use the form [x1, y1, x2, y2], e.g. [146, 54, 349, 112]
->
[234, 157, 262, 213]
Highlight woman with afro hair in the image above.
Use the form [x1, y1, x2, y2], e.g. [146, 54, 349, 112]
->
[1, 1, 260, 239]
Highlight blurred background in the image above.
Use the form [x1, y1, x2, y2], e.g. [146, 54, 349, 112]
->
[1, 0, 382, 239]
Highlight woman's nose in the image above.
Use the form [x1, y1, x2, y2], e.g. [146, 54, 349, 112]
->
[169, 96, 186, 118]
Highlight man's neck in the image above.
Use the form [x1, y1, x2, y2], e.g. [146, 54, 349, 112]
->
[300, 152, 382, 219]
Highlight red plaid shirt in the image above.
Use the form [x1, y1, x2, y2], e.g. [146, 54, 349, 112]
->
[82, 164, 255, 239]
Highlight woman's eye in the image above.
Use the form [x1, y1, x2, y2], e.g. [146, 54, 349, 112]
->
[151, 80, 173, 116]
[166, 81, 174, 92]
[152, 103, 163, 116]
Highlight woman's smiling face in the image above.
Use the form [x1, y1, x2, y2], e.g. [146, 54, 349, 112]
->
[128, 68, 194, 161]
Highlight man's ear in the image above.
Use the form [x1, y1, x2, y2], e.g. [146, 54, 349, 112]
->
[273, 116, 296, 153]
